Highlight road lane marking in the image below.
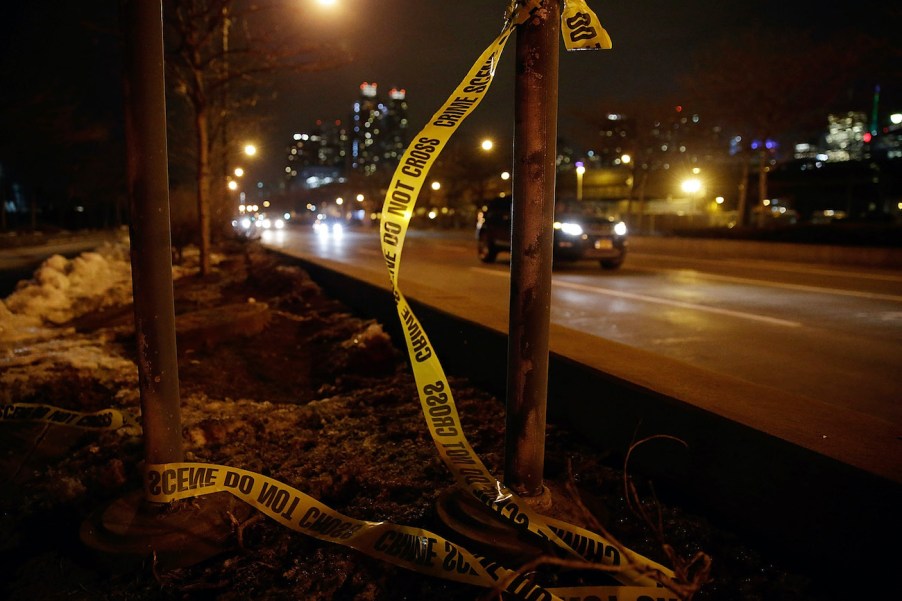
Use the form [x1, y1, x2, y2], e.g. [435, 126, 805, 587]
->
[638, 267, 902, 302]
[471, 267, 802, 328]
[630, 252, 902, 284]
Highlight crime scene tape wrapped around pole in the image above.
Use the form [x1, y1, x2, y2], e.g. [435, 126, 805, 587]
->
[377, 0, 676, 594]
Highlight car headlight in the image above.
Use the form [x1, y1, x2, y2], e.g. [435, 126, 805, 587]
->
[614, 221, 628, 236]
[554, 221, 583, 236]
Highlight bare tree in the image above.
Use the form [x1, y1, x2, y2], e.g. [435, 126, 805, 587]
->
[163, 0, 348, 275]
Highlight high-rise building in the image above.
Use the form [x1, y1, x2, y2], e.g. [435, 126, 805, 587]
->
[285, 119, 348, 189]
[824, 112, 868, 162]
[351, 82, 381, 175]
[381, 87, 409, 166]
[286, 82, 409, 188]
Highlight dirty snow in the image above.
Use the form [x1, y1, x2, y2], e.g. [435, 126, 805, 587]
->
[0, 236, 219, 397]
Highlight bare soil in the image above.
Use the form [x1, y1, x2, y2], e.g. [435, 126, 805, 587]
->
[0, 241, 818, 600]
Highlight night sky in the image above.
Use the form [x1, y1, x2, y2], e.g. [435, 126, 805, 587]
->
[1, 0, 899, 190]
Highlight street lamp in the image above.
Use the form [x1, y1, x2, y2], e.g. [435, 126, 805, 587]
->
[481, 138, 494, 151]
[243, 144, 257, 157]
[681, 178, 702, 194]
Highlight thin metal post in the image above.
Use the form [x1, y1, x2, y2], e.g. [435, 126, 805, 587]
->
[122, 0, 184, 468]
[504, 0, 559, 498]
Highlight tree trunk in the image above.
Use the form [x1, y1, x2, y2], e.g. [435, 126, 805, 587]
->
[736, 157, 750, 227]
[195, 106, 212, 276]
[635, 168, 648, 234]
[757, 150, 768, 226]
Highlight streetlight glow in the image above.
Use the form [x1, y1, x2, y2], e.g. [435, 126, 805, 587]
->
[244, 144, 257, 157]
[681, 178, 702, 194]
[481, 138, 494, 151]
[228, 180, 238, 191]
[234, 167, 244, 177]
[431, 181, 441, 191]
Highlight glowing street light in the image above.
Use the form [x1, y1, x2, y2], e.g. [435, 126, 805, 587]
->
[243, 144, 257, 157]
[234, 167, 244, 177]
[620, 153, 631, 164]
[681, 178, 702, 194]
[228, 180, 238, 191]
[481, 138, 494, 151]
[356, 194, 365, 202]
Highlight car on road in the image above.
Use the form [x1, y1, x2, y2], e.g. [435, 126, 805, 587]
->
[476, 197, 628, 269]
[313, 215, 345, 236]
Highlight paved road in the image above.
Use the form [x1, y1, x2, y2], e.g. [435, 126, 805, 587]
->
[262, 225, 902, 427]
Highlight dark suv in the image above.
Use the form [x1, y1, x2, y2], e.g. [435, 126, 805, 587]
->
[476, 197, 628, 269]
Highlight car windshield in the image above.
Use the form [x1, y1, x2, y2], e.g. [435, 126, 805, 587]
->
[555, 200, 616, 222]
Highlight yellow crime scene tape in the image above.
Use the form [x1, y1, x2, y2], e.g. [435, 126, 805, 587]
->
[143, 462, 673, 600]
[0, 402, 135, 430]
[4, 3, 680, 599]
[377, 0, 676, 596]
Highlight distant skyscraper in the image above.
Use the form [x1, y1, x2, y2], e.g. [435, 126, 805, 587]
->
[825, 112, 868, 162]
[285, 81, 409, 187]
[382, 87, 409, 165]
[351, 82, 381, 174]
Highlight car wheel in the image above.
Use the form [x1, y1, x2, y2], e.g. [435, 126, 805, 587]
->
[477, 234, 498, 263]
[600, 258, 623, 270]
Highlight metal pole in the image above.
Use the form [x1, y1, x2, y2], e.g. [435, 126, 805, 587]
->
[122, 0, 184, 469]
[504, 0, 559, 498]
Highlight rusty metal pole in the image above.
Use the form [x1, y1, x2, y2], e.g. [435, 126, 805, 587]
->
[122, 0, 184, 469]
[504, 0, 559, 498]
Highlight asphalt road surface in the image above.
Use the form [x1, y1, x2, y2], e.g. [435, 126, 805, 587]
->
[262, 225, 902, 428]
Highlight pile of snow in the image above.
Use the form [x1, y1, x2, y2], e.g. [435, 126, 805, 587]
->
[0, 233, 221, 345]
[0, 233, 212, 402]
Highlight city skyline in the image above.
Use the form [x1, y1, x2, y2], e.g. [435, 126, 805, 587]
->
[1, 1, 899, 213]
